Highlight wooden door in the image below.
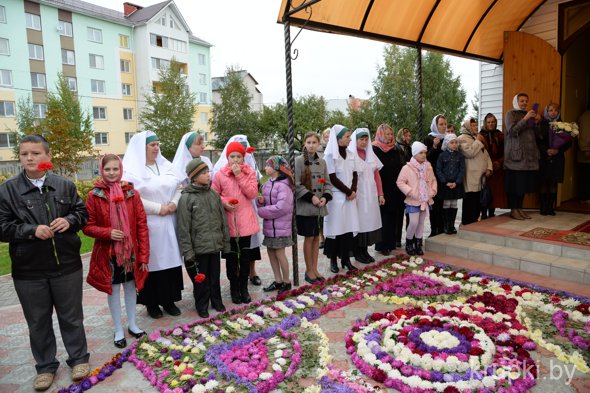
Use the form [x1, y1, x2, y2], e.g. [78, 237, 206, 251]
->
[503, 31, 562, 208]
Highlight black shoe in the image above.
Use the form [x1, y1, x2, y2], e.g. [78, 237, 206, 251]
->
[128, 328, 146, 339]
[395, 241, 402, 248]
[341, 259, 358, 271]
[263, 281, 281, 292]
[240, 281, 252, 303]
[163, 303, 181, 316]
[249, 276, 262, 286]
[230, 285, 242, 304]
[315, 275, 326, 281]
[415, 238, 424, 256]
[114, 337, 127, 349]
[304, 272, 317, 284]
[379, 249, 391, 256]
[405, 238, 416, 256]
[354, 252, 370, 264]
[241, 293, 252, 304]
[212, 304, 226, 312]
[197, 309, 209, 318]
[278, 283, 292, 294]
[330, 258, 339, 273]
[146, 305, 163, 319]
[363, 249, 375, 263]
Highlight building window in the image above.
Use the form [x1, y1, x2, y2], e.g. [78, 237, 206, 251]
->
[119, 34, 129, 49]
[198, 54, 206, 65]
[59, 20, 73, 37]
[151, 57, 169, 70]
[33, 103, 47, 118]
[28, 44, 44, 60]
[150, 33, 168, 48]
[200, 112, 208, 124]
[0, 38, 9, 55]
[120, 59, 130, 72]
[122, 83, 132, 96]
[0, 6, 6, 24]
[0, 133, 17, 148]
[94, 132, 108, 145]
[66, 77, 77, 91]
[199, 92, 208, 103]
[125, 132, 135, 144]
[0, 69, 12, 87]
[61, 49, 75, 65]
[0, 101, 15, 117]
[91, 79, 105, 94]
[89, 54, 104, 69]
[169, 17, 180, 29]
[199, 73, 207, 85]
[159, 13, 166, 26]
[123, 108, 133, 120]
[31, 73, 46, 89]
[25, 13, 41, 30]
[93, 107, 106, 120]
[87, 27, 102, 43]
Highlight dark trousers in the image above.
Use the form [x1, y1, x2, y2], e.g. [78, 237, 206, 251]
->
[462, 191, 481, 225]
[579, 163, 590, 200]
[192, 253, 223, 311]
[375, 208, 397, 251]
[225, 236, 251, 285]
[429, 197, 444, 234]
[507, 193, 525, 209]
[14, 269, 89, 374]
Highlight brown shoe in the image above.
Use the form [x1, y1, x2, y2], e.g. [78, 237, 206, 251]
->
[72, 363, 90, 381]
[510, 209, 525, 220]
[33, 373, 55, 391]
[518, 209, 532, 219]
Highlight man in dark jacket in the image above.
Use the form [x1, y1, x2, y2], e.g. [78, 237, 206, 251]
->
[0, 134, 90, 391]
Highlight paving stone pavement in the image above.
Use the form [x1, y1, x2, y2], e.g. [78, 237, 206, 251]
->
[2, 208, 590, 392]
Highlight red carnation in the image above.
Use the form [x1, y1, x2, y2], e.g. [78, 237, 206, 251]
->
[194, 273, 206, 283]
[469, 347, 485, 356]
[317, 178, 326, 184]
[371, 313, 384, 321]
[246, 147, 256, 154]
[112, 196, 124, 203]
[228, 199, 239, 206]
[575, 303, 590, 315]
[443, 387, 460, 393]
[37, 162, 54, 171]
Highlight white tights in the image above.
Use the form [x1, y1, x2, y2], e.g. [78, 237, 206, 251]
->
[107, 280, 141, 341]
[406, 211, 427, 239]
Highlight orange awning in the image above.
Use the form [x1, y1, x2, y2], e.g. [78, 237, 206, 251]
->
[277, 0, 546, 63]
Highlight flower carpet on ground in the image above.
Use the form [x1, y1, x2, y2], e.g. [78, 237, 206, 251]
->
[59, 256, 590, 392]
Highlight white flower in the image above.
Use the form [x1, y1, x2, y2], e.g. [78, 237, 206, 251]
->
[259, 372, 273, 380]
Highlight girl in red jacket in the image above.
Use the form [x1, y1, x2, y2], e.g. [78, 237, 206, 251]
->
[83, 154, 149, 348]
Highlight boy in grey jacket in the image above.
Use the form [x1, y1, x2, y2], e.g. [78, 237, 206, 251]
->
[177, 158, 230, 318]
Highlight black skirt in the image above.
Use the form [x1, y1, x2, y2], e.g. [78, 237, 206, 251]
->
[324, 232, 354, 259]
[355, 229, 381, 247]
[137, 266, 183, 306]
[296, 215, 322, 237]
[111, 257, 135, 285]
[505, 169, 538, 194]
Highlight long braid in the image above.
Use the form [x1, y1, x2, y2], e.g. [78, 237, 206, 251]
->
[301, 146, 312, 191]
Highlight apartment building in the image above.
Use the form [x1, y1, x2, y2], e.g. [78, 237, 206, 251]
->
[0, 0, 213, 162]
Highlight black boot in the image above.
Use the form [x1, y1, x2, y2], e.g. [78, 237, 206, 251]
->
[442, 208, 450, 234]
[539, 193, 549, 216]
[363, 248, 375, 263]
[447, 208, 458, 234]
[330, 258, 339, 273]
[415, 238, 424, 256]
[230, 281, 241, 304]
[405, 238, 416, 256]
[354, 246, 370, 264]
[240, 280, 251, 304]
[548, 193, 557, 216]
[341, 257, 358, 271]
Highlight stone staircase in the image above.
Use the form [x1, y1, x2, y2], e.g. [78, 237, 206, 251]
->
[424, 221, 590, 285]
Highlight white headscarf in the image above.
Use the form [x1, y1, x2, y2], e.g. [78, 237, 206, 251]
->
[350, 128, 383, 172]
[323, 125, 348, 163]
[172, 131, 213, 183]
[122, 130, 177, 184]
[512, 93, 530, 111]
[212, 134, 261, 181]
[429, 115, 446, 138]
[441, 133, 457, 151]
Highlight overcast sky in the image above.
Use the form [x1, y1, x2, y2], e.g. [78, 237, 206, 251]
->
[93, 0, 481, 107]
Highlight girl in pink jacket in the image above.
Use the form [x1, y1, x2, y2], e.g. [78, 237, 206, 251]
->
[211, 141, 260, 305]
[396, 142, 437, 256]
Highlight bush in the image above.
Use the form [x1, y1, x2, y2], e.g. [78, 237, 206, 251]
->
[75, 178, 99, 202]
[0, 173, 13, 185]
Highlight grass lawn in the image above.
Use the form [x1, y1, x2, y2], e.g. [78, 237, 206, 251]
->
[0, 232, 94, 276]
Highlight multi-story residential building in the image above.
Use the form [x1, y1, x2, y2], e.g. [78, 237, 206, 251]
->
[0, 0, 213, 165]
[212, 70, 264, 113]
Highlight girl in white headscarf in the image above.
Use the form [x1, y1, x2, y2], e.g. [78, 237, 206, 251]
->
[212, 135, 263, 286]
[323, 125, 360, 273]
[172, 131, 213, 186]
[122, 131, 184, 319]
[350, 128, 384, 264]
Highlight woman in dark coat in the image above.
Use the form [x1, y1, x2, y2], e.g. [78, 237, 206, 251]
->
[479, 113, 506, 218]
[372, 124, 404, 255]
[536, 103, 572, 215]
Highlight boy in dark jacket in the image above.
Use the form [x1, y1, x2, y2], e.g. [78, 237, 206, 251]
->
[0, 134, 90, 391]
[177, 158, 230, 318]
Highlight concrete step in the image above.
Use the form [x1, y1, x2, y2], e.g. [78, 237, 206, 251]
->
[424, 234, 590, 285]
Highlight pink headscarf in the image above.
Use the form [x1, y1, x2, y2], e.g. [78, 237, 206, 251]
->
[100, 155, 133, 270]
[372, 124, 396, 153]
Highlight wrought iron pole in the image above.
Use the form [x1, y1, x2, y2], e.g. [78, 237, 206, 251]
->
[283, 17, 299, 287]
[416, 46, 423, 135]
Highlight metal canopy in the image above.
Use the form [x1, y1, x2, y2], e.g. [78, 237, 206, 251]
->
[278, 0, 547, 63]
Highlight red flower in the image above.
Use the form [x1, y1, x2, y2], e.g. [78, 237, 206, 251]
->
[469, 347, 485, 356]
[194, 273, 206, 283]
[575, 303, 590, 315]
[371, 313, 384, 321]
[443, 387, 460, 393]
[228, 199, 239, 206]
[317, 178, 326, 184]
[550, 294, 561, 304]
[246, 147, 256, 154]
[112, 196, 124, 203]
[37, 162, 54, 171]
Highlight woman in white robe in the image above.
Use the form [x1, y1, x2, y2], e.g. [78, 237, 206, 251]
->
[172, 131, 213, 186]
[323, 125, 360, 273]
[122, 131, 183, 319]
[212, 135, 263, 285]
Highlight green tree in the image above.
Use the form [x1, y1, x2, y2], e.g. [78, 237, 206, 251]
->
[371, 46, 467, 140]
[140, 59, 196, 159]
[210, 66, 258, 149]
[14, 74, 96, 176]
